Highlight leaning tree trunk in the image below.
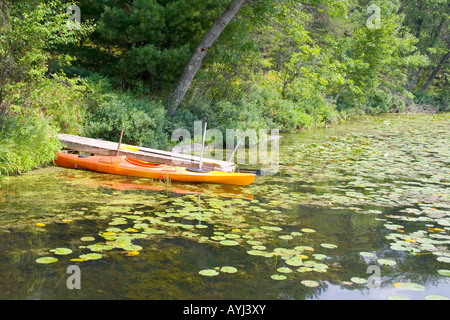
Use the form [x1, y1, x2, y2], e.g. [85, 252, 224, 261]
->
[165, 0, 247, 116]
[419, 50, 449, 94]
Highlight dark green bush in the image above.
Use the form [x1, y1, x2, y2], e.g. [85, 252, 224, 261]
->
[414, 90, 449, 112]
[83, 93, 169, 150]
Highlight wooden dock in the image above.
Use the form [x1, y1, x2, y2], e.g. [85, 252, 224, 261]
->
[58, 134, 236, 172]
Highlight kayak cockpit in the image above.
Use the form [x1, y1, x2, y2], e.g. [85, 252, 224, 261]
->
[124, 157, 164, 167]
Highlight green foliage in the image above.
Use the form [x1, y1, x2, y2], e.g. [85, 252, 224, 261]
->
[67, 0, 231, 90]
[83, 93, 169, 150]
[401, 0, 449, 93]
[172, 84, 340, 134]
[0, 113, 61, 176]
[0, 0, 92, 175]
[0, 0, 93, 106]
[21, 74, 89, 134]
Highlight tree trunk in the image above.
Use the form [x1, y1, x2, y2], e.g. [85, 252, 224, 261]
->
[165, 0, 247, 116]
[404, 67, 423, 91]
[419, 51, 449, 94]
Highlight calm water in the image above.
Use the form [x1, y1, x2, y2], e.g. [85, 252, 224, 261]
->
[0, 114, 449, 300]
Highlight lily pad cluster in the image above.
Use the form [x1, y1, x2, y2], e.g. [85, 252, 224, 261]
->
[199, 266, 238, 277]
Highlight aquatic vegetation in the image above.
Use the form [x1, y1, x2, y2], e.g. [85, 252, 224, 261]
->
[424, 295, 449, 300]
[377, 259, 396, 266]
[80, 237, 95, 242]
[79, 253, 102, 260]
[49, 248, 73, 255]
[271, 274, 287, 280]
[219, 240, 240, 246]
[394, 282, 425, 291]
[359, 252, 375, 258]
[36, 257, 58, 264]
[351, 277, 367, 284]
[277, 267, 292, 273]
[220, 266, 238, 274]
[320, 243, 337, 249]
[437, 270, 450, 277]
[301, 280, 320, 288]
[0, 114, 448, 299]
[199, 269, 219, 277]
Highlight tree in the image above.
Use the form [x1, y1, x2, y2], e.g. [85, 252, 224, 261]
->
[0, 0, 92, 116]
[67, 0, 235, 92]
[401, 0, 449, 93]
[165, 0, 247, 116]
[419, 50, 449, 94]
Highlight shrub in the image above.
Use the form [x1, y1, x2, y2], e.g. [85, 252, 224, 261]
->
[0, 113, 61, 176]
[26, 75, 88, 134]
[414, 90, 449, 113]
[83, 93, 169, 150]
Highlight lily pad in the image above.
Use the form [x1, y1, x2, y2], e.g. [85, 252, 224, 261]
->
[49, 248, 73, 255]
[294, 246, 314, 252]
[321, 243, 338, 249]
[301, 280, 320, 288]
[261, 226, 283, 232]
[79, 253, 102, 260]
[285, 257, 304, 267]
[80, 236, 96, 242]
[121, 244, 143, 252]
[220, 266, 238, 274]
[437, 256, 450, 263]
[109, 218, 127, 226]
[387, 296, 410, 300]
[313, 254, 327, 260]
[437, 269, 450, 276]
[199, 269, 219, 277]
[424, 295, 449, 300]
[224, 233, 240, 239]
[143, 228, 166, 235]
[87, 244, 114, 252]
[36, 257, 58, 264]
[394, 282, 425, 291]
[271, 274, 287, 280]
[252, 245, 267, 250]
[359, 251, 375, 258]
[247, 250, 270, 257]
[210, 235, 226, 241]
[378, 259, 396, 266]
[351, 277, 367, 284]
[219, 240, 240, 246]
[277, 267, 293, 273]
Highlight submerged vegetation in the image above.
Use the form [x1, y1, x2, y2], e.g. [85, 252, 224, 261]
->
[0, 0, 449, 175]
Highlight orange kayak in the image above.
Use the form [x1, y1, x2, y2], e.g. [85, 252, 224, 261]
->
[54, 153, 255, 186]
